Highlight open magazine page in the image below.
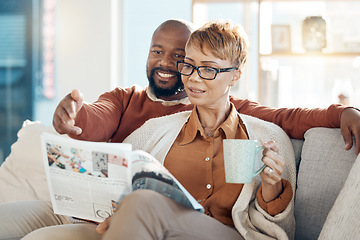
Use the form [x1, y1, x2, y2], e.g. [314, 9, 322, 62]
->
[130, 150, 204, 213]
[41, 132, 132, 222]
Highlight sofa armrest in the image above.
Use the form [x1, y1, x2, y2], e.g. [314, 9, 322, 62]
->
[294, 127, 357, 240]
[0, 120, 59, 203]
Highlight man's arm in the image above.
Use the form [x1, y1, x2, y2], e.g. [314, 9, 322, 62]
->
[53, 89, 124, 142]
[231, 97, 360, 154]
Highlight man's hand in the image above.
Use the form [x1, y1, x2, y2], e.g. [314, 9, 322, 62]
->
[53, 89, 84, 135]
[340, 108, 360, 155]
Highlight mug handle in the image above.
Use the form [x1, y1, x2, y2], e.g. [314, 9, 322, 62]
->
[253, 145, 266, 177]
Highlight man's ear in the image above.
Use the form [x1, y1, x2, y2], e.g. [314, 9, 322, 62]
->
[230, 69, 242, 87]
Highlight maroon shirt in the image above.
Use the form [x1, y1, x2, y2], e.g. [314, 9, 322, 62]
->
[71, 85, 346, 142]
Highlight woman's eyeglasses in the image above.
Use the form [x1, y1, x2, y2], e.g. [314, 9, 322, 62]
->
[176, 61, 238, 80]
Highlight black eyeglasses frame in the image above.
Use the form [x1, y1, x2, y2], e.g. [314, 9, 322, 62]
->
[176, 60, 238, 80]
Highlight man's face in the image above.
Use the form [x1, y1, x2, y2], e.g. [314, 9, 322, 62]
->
[146, 26, 190, 98]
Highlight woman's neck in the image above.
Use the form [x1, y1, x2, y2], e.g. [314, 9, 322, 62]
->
[196, 100, 232, 136]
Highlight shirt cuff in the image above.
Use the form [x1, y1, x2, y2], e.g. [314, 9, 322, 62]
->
[256, 179, 293, 216]
[327, 104, 359, 128]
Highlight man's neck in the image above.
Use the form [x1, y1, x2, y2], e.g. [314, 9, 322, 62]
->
[158, 90, 188, 101]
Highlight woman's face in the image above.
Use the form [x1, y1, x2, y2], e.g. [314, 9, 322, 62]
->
[182, 45, 240, 108]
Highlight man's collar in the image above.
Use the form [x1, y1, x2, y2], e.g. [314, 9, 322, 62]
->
[146, 87, 191, 106]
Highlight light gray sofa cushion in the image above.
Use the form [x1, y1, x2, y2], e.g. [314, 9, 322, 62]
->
[294, 128, 357, 240]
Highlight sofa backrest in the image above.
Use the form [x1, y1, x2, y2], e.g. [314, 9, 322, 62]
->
[290, 138, 304, 173]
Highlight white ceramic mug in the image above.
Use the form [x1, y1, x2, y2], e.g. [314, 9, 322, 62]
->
[223, 139, 266, 184]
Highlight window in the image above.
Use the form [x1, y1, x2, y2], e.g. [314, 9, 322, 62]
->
[192, 0, 260, 101]
[258, 1, 360, 108]
[0, 0, 43, 164]
[192, 0, 360, 109]
[121, 0, 192, 88]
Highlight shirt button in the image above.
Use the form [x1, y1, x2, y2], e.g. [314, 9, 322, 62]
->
[205, 157, 210, 162]
[206, 184, 211, 189]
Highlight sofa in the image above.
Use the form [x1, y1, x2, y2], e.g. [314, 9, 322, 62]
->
[0, 120, 359, 240]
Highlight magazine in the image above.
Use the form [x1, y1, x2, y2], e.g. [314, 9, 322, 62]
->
[41, 132, 204, 222]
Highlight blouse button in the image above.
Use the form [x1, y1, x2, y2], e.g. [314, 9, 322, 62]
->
[205, 157, 210, 162]
[206, 184, 211, 189]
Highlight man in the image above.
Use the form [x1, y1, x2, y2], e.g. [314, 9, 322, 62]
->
[53, 19, 360, 153]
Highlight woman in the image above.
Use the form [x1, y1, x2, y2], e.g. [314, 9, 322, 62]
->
[98, 20, 295, 240]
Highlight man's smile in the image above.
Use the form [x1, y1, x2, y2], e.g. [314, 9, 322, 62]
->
[157, 71, 176, 78]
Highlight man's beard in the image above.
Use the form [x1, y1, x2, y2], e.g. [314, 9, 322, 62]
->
[148, 67, 185, 98]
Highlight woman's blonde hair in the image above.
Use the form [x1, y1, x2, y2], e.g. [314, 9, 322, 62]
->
[186, 20, 248, 69]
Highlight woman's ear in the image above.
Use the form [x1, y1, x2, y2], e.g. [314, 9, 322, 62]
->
[230, 69, 242, 87]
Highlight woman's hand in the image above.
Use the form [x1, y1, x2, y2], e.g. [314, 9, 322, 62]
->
[340, 108, 360, 155]
[96, 200, 118, 236]
[259, 140, 285, 202]
[96, 216, 111, 236]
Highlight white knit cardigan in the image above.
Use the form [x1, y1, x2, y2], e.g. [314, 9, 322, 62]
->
[123, 111, 296, 240]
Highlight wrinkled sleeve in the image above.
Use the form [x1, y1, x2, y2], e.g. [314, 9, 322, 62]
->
[231, 97, 348, 139]
[256, 179, 293, 216]
[69, 88, 128, 142]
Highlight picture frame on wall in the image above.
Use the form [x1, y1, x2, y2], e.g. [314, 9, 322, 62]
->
[271, 25, 291, 53]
